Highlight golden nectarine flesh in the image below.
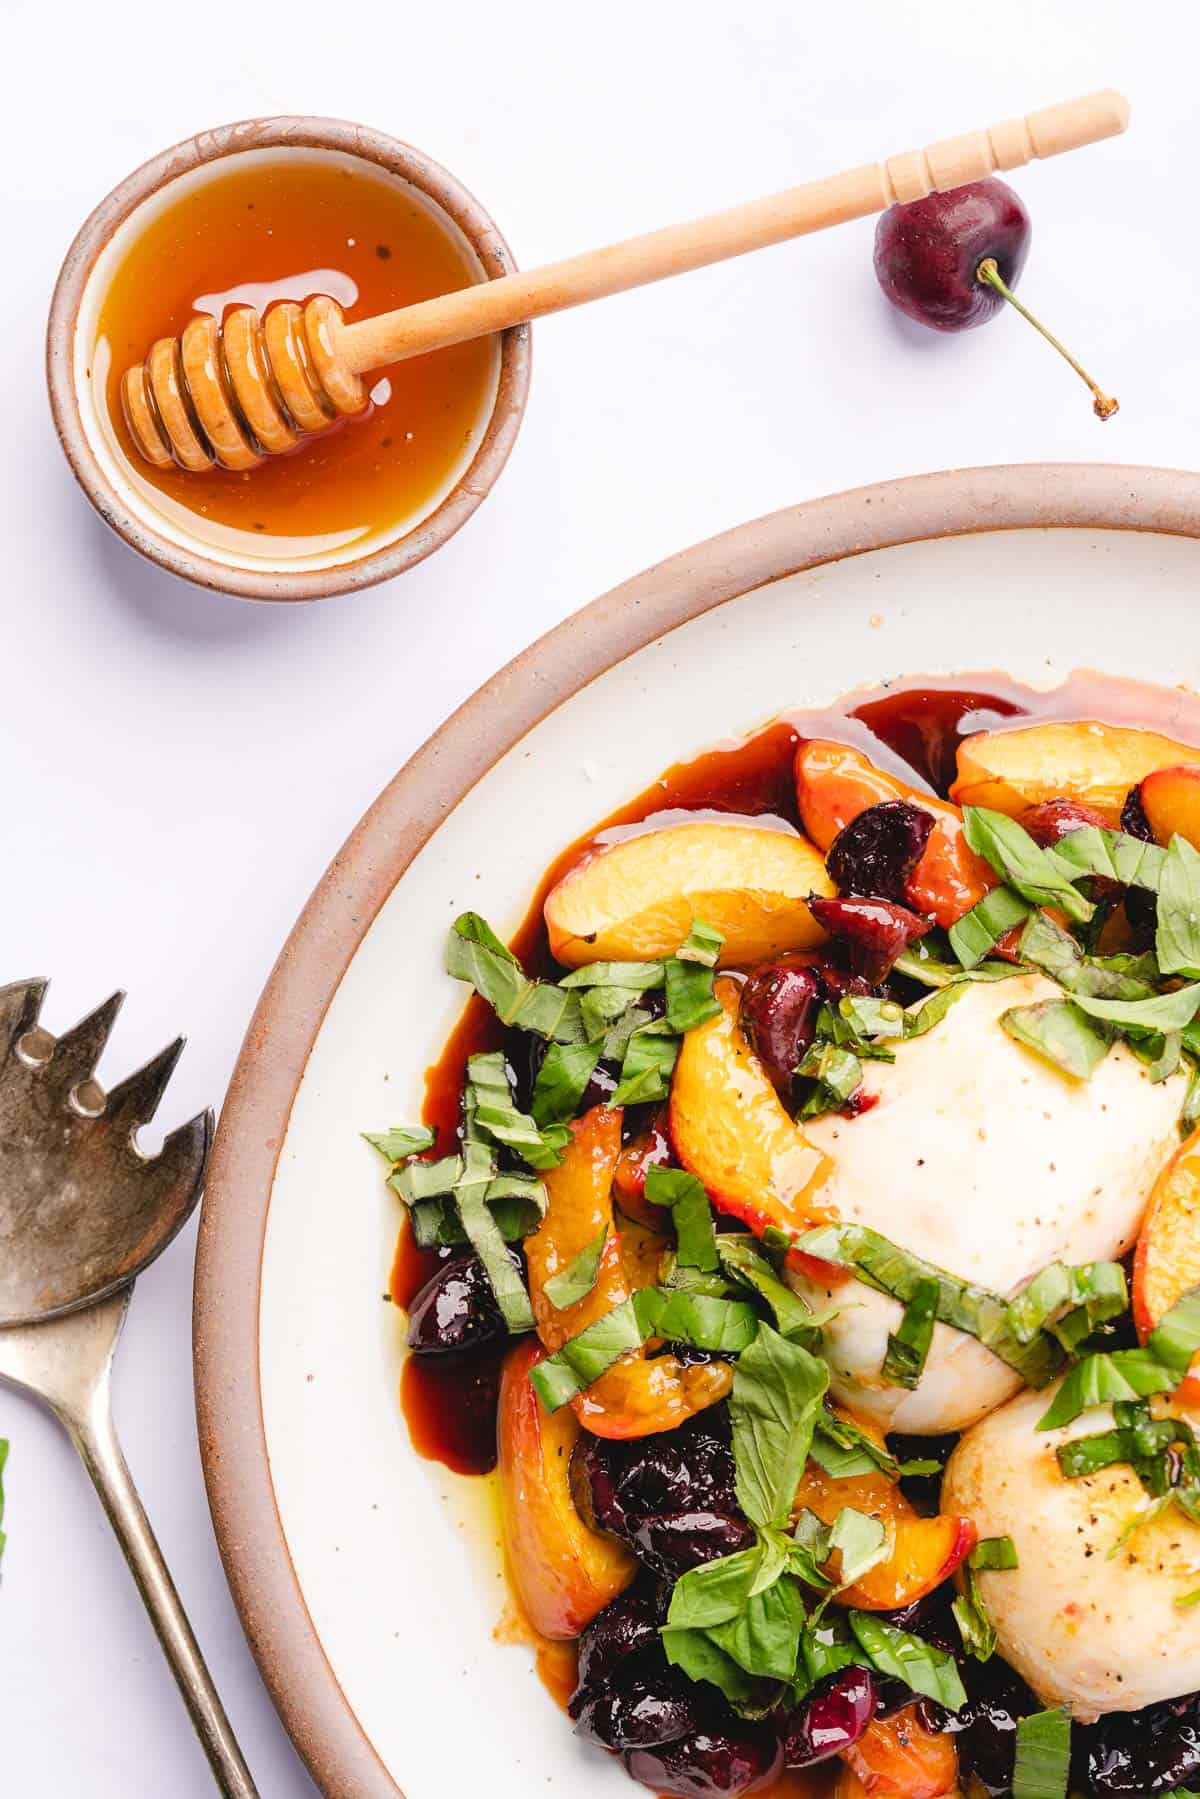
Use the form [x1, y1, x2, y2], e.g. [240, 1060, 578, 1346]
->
[1140, 764, 1200, 850]
[497, 1338, 636, 1639]
[670, 979, 834, 1239]
[951, 721, 1200, 826]
[795, 739, 993, 928]
[544, 820, 832, 969]
[1133, 1130, 1200, 1404]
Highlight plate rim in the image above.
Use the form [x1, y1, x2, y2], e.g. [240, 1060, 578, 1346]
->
[193, 461, 1200, 1798]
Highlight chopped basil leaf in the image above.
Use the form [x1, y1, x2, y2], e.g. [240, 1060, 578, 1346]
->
[542, 1225, 609, 1310]
[446, 913, 585, 1042]
[610, 1019, 680, 1106]
[1007, 1262, 1128, 1349]
[801, 1613, 857, 1683]
[678, 919, 725, 968]
[559, 960, 666, 990]
[962, 808, 1093, 923]
[828, 1507, 888, 1586]
[363, 1125, 436, 1161]
[1038, 1287, 1200, 1429]
[731, 1326, 830, 1531]
[798, 1221, 1064, 1388]
[949, 884, 1032, 970]
[661, 1627, 761, 1706]
[1051, 824, 1166, 893]
[664, 956, 721, 1033]
[467, 1051, 570, 1169]
[456, 1144, 535, 1333]
[529, 1295, 648, 1411]
[881, 1276, 939, 1389]
[1071, 983, 1200, 1034]
[1001, 999, 1110, 1080]
[1056, 1397, 1200, 1525]
[847, 1611, 967, 1712]
[404, 1183, 544, 1250]
[706, 1575, 806, 1681]
[972, 1535, 1019, 1570]
[1183, 1065, 1200, 1139]
[808, 1409, 940, 1482]
[797, 1041, 861, 1117]
[1019, 910, 1155, 1002]
[1176, 1590, 1200, 1610]
[644, 1165, 719, 1271]
[903, 983, 969, 1038]
[642, 1288, 760, 1353]
[894, 935, 1018, 987]
[530, 1041, 603, 1125]
[953, 1563, 995, 1661]
[580, 985, 638, 1042]
[717, 1237, 820, 1342]
[662, 1257, 736, 1299]
[1012, 1707, 1072, 1799]
[1158, 835, 1200, 978]
[838, 996, 906, 1041]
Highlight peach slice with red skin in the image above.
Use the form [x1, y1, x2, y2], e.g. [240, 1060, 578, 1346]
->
[951, 721, 1200, 826]
[1139, 764, 1200, 849]
[497, 1336, 636, 1639]
[841, 1707, 959, 1798]
[792, 1410, 976, 1611]
[543, 819, 832, 968]
[670, 978, 838, 1277]
[795, 739, 994, 929]
[1133, 1128, 1200, 1405]
[525, 1106, 731, 1438]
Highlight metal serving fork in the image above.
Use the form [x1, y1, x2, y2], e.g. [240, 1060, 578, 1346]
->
[0, 977, 258, 1796]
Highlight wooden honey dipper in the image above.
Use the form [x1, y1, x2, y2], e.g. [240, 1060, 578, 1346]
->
[122, 89, 1130, 474]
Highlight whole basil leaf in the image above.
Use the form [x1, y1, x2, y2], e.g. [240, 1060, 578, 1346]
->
[730, 1326, 830, 1530]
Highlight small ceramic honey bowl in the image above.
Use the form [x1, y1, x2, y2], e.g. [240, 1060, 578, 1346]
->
[47, 117, 530, 602]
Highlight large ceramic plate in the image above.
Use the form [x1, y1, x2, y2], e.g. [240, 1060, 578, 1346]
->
[195, 463, 1200, 1799]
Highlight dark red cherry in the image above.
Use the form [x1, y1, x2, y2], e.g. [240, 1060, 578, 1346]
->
[739, 961, 822, 1093]
[626, 1726, 784, 1798]
[1017, 798, 1109, 847]
[827, 800, 934, 902]
[874, 179, 1030, 332]
[874, 178, 1117, 419]
[807, 893, 930, 985]
[781, 1667, 877, 1767]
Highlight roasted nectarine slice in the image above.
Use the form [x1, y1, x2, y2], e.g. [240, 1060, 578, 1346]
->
[792, 1412, 975, 1611]
[795, 739, 994, 928]
[1133, 1130, 1200, 1405]
[670, 978, 835, 1248]
[951, 721, 1200, 825]
[842, 1708, 959, 1798]
[544, 820, 832, 968]
[526, 1106, 731, 1437]
[1140, 764, 1200, 850]
[497, 1337, 636, 1639]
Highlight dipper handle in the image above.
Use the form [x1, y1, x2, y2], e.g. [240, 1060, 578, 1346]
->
[121, 90, 1129, 473]
[337, 89, 1130, 373]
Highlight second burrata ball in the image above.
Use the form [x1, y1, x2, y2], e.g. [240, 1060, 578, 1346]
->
[789, 972, 1182, 1434]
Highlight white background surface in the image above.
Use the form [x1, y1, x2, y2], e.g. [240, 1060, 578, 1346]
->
[0, 1, 1196, 1792]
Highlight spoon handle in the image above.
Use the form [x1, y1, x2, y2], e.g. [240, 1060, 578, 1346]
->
[67, 1387, 261, 1797]
[1, 1293, 260, 1797]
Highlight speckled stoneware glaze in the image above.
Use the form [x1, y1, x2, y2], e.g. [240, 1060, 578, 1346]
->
[195, 465, 1200, 1796]
[46, 117, 530, 602]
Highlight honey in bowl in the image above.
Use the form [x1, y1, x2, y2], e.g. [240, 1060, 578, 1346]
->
[90, 154, 500, 567]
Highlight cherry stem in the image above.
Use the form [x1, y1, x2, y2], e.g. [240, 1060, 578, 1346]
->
[975, 257, 1119, 422]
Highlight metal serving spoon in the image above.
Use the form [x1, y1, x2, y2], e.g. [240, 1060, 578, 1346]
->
[0, 977, 258, 1796]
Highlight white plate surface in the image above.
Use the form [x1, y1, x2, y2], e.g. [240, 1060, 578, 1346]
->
[259, 521, 1200, 1795]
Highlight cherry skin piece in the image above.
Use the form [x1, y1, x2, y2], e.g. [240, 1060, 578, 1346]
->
[873, 179, 1030, 332]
